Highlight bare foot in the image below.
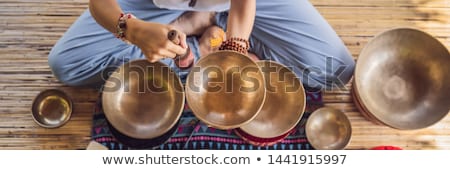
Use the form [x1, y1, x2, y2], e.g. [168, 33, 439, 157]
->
[170, 11, 216, 36]
[198, 26, 260, 61]
[198, 26, 225, 57]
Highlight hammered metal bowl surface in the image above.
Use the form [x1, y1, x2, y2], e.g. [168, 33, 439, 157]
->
[31, 89, 73, 128]
[354, 28, 450, 129]
[306, 107, 352, 150]
[240, 60, 306, 138]
[102, 59, 184, 139]
[186, 51, 266, 129]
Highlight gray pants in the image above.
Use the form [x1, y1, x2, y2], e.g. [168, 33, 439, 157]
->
[48, 0, 355, 90]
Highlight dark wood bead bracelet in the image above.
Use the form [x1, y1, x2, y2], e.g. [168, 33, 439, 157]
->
[227, 37, 250, 50]
[219, 37, 250, 54]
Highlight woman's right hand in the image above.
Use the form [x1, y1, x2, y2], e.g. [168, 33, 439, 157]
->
[126, 19, 187, 63]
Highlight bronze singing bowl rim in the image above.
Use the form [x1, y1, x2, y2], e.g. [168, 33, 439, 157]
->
[354, 27, 450, 130]
[102, 59, 184, 139]
[31, 89, 73, 128]
[107, 118, 179, 149]
[240, 60, 306, 138]
[234, 128, 292, 147]
[185, 50, 266, 130]
[305, 107, 352, 150]
[351, 83, 386, 126]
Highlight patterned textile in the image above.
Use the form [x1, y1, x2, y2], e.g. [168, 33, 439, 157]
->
[92, 91, 323, 150]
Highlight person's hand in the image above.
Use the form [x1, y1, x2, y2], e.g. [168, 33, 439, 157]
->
[126, 19, 187, 62]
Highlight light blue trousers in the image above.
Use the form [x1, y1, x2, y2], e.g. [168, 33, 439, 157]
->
[48, 0, 355, 90]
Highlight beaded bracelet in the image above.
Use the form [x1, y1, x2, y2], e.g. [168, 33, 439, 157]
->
[115, 13, 135, 44]
[218, 37, 250, 54]
[227, 37, 249, 50]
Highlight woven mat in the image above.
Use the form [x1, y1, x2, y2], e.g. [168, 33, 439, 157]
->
[92, 91, 323, 150]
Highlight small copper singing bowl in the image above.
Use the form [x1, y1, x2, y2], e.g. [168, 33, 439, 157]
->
[186, 51, 266, 129]
[31, 89, 73, 128]
[239, 60, 306, 138]
[306, 107, 352, 150]
[354, 28, 450, 129]
[102, 59, 184, 140]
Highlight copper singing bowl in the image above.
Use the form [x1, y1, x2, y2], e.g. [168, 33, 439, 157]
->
[306, 107, 352, 150]
[31, 89, 73, 128]
[186, 51, 266, 129]
[354, 28, 450, 130]
[102, 59, 184, 139]
[240, 61, 306, 138]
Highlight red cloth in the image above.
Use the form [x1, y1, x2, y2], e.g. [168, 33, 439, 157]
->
[370, 146, 403, 150]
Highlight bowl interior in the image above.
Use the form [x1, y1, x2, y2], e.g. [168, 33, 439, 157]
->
[186, 51, 266, 129]
[240, 60, 306, 138]
[306, 107, 352, 150]
[102, 60, 184, 139]
[355, 28, 450, 129]
[31, 89, 73, 128]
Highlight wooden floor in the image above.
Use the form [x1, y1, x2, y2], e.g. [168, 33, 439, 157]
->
[0, 0, 449, 150]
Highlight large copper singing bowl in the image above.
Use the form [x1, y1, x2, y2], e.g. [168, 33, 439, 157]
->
[186, 51, 266, 129]
[240, 61, 306, 138]
[355, 28, 450, 129]
[102, 59, 184, 139]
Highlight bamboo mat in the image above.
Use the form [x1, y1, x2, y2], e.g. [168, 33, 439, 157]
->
[0, 0, 449, 150]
